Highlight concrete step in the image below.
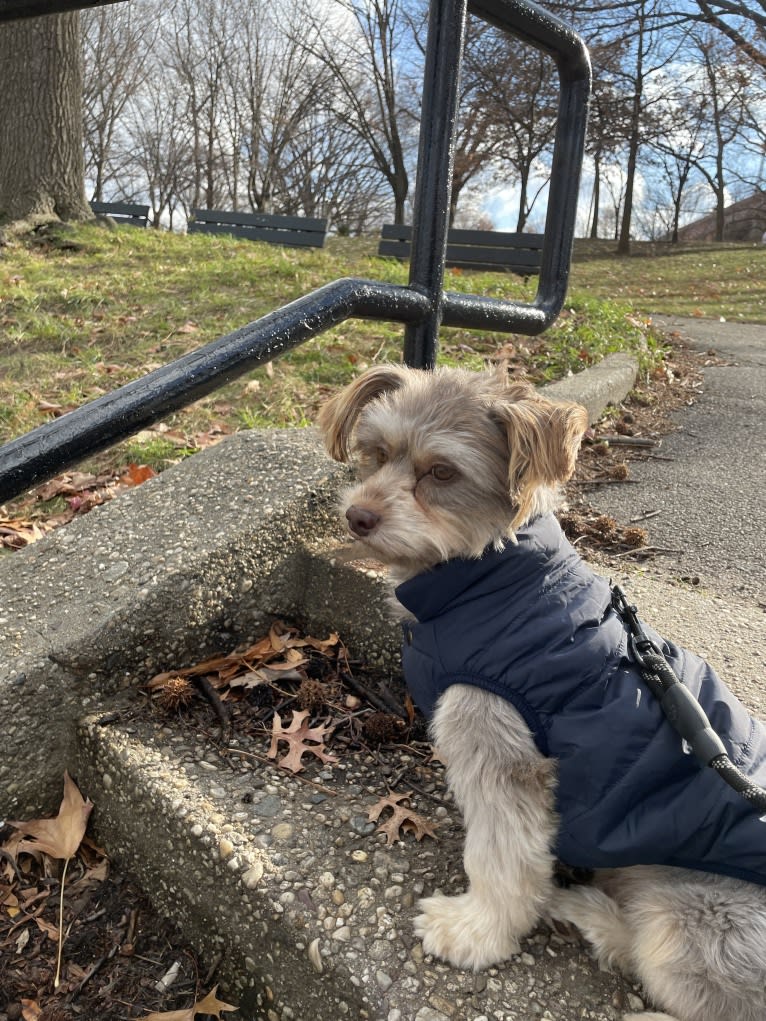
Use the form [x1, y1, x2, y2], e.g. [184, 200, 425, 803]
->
[70, 544, 766, 1020]
[71, 550, 635, 1021]
[8, 354, 765, 1019]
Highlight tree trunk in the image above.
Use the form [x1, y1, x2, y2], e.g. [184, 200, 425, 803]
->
[590, 152, 601, 239]
[0, 13, 92, 224]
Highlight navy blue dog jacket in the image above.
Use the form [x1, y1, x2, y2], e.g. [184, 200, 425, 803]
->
[396, 513, 766, 886]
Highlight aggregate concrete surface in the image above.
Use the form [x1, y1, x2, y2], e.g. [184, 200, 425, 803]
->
[1, 341, 764, 1021]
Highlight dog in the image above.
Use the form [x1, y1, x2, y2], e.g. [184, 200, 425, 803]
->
[318, 364, 766, 1021]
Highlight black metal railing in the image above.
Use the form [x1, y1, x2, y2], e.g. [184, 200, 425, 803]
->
[0, 0, 590, 505]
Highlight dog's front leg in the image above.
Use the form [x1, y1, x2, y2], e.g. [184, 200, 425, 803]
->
[415, 685, 557, 971]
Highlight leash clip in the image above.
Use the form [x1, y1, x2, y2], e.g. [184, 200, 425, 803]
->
[611, 584, 660, 670]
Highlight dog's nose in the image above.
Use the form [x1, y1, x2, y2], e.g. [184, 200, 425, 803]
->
[346, 505, 380, 538]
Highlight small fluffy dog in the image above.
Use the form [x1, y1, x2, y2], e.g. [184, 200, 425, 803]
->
[318, 364, 766, 1021]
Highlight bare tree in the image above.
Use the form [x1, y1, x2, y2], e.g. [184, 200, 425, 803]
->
[225, 0, 336, 215]
[690, 32, 754, 238]
[163, 0, 234, 211]
[82, 0, 156, 202]
[304, 0, 417, 224]
[688, 0, 766, 69]
[0, 12, 91, 225]
[470, 32, 559, 231]
[128, 78, 195, 229]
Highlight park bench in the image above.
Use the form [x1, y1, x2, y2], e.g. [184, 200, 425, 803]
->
[378, 223, 544, 276]
[90, 200, 150, 228]
[188, 209, 328, 249]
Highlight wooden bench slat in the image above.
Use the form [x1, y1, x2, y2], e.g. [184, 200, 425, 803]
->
[189, 208, 327, 248]
[191, 208, 326, 233]
[378, 223, 543, 274]
[380, 223, 543, 250]
[90, 201, 149, 226]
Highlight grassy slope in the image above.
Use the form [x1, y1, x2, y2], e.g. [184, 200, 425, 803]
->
[0, 227, 763, 476]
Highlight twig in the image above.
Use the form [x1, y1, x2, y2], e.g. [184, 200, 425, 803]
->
[192, 674, 231, 742]
[571, 478, 640, 485]
[69, 940, 121, 1000]
[203, 951, 223, 987]
[593, 434, 657, 447]
[340, 671, 407, 719]
[629, 509, 662, 522]
[228, 747, 338, 796]
[612, 545, 683, 558]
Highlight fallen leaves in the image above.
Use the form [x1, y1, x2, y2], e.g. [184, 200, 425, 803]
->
[0, 424, 231, 552]
[141, 984, 237, 1020]
[0, 516, 54, 550]
[148, 621, 340, 693]
[268, 709, 337, 773]
[3, 772, 98, 990]
[0, 467, 157, 549]
[367, 791, 438, 845]
[147, 621, 439, 845]
[8, 771, 93, 861]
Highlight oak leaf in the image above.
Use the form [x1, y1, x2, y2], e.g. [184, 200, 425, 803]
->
[367, 791, 437, 845]
[141, 984, 237, 1020]
[8, 771, 93, 861]
[268, 709, 337, 773]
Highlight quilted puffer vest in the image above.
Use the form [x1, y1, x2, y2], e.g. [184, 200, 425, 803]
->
[395, 513, 766, 886]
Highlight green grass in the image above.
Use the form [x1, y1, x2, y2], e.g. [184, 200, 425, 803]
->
[569, 239, 766, 322]
[1, 225, 762, 484]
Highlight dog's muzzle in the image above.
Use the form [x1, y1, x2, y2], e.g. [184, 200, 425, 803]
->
[346, 505, 380, 538]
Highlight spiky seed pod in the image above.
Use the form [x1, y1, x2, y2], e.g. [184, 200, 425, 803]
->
[592, 514, 618, 537]
[362, 712, 407, 746]
[558, 511, 587, 539]
[622, 526, 648, 549]
[297, 677, 326, 713]
[155, 676, 196, 712]
[609, 463, 630, 481]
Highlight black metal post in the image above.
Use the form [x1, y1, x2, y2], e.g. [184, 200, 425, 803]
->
[403, 0, 468, 369]
[0, 0, 126, 19]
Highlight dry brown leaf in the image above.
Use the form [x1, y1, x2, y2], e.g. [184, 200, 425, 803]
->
[147, 623, 341, 693]
[141, 985, 237, 1020]
[8, 771, 93, 861]
[367, 791, 438, 846]
[20, 1000, 41, 1021]
[0, 518, 52, 549]
[268, 709, 337, 773]
[120, 463, 158, 486]
[141, 1008, 194, 1021]
[34, 916, 60, 941]
[194, 986, 239, 1017]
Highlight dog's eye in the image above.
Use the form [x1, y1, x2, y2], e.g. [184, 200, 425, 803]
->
[430, 464, 456, 482]
[375, 447, 388, 466]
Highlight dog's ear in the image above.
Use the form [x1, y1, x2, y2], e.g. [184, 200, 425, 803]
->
[492, 387, 588, 528]
[318, 364, 409, 462]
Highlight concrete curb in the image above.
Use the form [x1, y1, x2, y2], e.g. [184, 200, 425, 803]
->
[0, 353, 661, 1020]
[540, 352, 639, 424]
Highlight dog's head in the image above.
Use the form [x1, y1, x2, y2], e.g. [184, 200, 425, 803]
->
[318, 364, 587, 575]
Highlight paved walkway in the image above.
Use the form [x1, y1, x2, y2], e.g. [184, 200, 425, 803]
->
[589, 314, 766, 607]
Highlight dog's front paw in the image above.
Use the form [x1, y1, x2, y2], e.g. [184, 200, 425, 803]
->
[414, 892, 520, 971]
